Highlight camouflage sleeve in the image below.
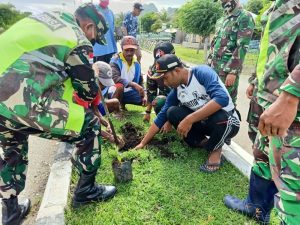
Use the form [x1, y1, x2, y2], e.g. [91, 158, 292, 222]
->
[65, 46, 99, 101]
[248, 72, 257, 85]
[280, 37, 300, 97]
[280, 64, 300, 97]
[146, 69, 158, 103]
[223, 12, 255, 75]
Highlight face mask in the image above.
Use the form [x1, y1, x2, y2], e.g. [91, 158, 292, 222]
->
[222, 0, 237, 13]
[100, 1, 109, 8]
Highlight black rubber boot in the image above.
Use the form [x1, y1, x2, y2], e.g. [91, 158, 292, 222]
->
[2, 196, 31, 225]
[72, 170, 117, 208]
[224, 171, 278, 224]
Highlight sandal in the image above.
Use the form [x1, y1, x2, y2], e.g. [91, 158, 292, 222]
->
[199, 156, 225, 173]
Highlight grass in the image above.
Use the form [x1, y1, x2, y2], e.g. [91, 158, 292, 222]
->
[65, 105, 278, 225]
[141, 43, 258, 69]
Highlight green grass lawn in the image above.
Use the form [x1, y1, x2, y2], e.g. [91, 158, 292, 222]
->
[141, 43, 258, 68]
[65, 105, 278, 225]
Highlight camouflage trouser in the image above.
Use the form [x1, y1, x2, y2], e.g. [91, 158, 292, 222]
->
[252, 122, 300, 225]
[0, 110, 101, 199]
[246, 89, 264, 144]
[219, 74, 240, 106]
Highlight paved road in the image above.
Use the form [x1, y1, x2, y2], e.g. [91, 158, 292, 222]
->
[139, 48, 253, 154]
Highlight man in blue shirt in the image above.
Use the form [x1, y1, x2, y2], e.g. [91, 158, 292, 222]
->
[135, 54, 240, 173]
[93, 0, 117, 63]
[122, 2, 143, 62]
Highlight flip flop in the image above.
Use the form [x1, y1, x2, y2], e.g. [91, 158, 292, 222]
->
[199, 156, 225, 173]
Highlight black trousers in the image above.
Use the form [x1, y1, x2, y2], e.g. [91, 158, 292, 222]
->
[167, 106, 240, 152]
[93, 53, 115, 64]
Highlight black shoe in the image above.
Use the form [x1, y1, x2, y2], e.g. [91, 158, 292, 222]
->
[2, 196, 31, 225]
[72, 171, 117, 208]
[224, 171, 277, 224]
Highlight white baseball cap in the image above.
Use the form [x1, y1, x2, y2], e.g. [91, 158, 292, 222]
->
[93, 61, 115, 87]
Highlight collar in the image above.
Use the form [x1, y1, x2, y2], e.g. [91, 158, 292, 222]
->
[119, 52, 138, 67]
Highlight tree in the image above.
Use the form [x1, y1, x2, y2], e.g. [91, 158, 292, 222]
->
[0, 4, 30, 33]
[115, 12, 125, 28]
[140, 12, 158, 33]
[245, 0, 265, 14]
[178, 0, 222, 59]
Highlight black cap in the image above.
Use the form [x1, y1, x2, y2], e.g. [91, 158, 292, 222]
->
[153, 42, 175, 59]
[151, 54, 182, 79]
[133, 2, 144, 11]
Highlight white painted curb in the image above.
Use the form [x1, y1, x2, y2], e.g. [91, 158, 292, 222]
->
[35, 143, 74, 225]
[223, 141, 254, 179]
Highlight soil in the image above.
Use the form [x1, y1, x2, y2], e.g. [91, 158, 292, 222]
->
[149, 137, 176, 159]
[119, 122, 143, 151]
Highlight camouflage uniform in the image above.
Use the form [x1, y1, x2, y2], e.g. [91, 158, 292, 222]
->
[208, 4, 255, 105]
[252, 0, 300, 224]
[146, 65, 171, 114]
[0, 12, 101, 198]
[246, 5, 274, 144]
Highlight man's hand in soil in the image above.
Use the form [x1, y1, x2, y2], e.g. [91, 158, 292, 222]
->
[177, 117, 193, 138]
[116, 136, 125, 149]
[246, 83, 254, 99]
[258, 91, 299, 137]
[225, 74, 236, 87]
[161, 121, 172, 133]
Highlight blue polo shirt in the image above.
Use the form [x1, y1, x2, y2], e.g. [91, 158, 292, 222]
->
[93, 5, 117, 56]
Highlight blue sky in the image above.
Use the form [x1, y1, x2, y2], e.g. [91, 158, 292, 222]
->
[0, 0, 248, 13]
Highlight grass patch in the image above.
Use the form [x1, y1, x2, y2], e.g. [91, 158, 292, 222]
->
[65, 105, 278, 225]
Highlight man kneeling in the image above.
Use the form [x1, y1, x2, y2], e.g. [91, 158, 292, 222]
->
[135, 54, 240, 173]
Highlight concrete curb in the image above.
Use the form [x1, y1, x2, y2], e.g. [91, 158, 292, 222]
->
[223, 141, 254, 179]
[35, 143, 74, 225]
[34, 140, 253, 225]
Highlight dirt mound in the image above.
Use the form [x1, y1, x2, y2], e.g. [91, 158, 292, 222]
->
[149, 137, 176, 159]
[120, 122, 143, 151]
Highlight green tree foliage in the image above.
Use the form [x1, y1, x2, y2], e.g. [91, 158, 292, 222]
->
[178, 0, 222, 37]
[140, 12, 158, 33]
[0, 4, 30, 32]
[245, 0, 265, 14]
[254, 0, 272, 33]
[115, 12, 125, 28]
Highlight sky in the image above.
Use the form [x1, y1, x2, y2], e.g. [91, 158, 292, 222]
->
[0, 0, 188, 13]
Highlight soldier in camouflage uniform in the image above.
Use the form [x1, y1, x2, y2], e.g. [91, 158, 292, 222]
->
[143, 42, 173, 122]
[224, 1, 300, 224]
[208, 0, 255, 106]
[0, 3, 117, 225]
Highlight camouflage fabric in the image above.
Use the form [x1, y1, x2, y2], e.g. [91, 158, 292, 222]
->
[247, 88, 264, 143]
[207, 6, 255, 105]
[0, 11, 104, 198]
[0, 11, 98, 136]
[0, 110, 101, 199]
[146, 65, 171, 104]
[252, 0, 300, 223]
[257, 0, 300, 121]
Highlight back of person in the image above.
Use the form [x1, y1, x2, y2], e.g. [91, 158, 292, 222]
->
[93, 0, 117, 63]
[0, 11, 93, 135]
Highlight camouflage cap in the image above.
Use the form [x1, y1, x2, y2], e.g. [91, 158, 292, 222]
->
[75, 3, 108, 45]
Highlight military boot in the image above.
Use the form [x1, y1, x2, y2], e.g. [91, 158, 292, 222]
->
[224, 171, 277, 224]
[72, 170, 116, 208]
[2, 196, 31, 225]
